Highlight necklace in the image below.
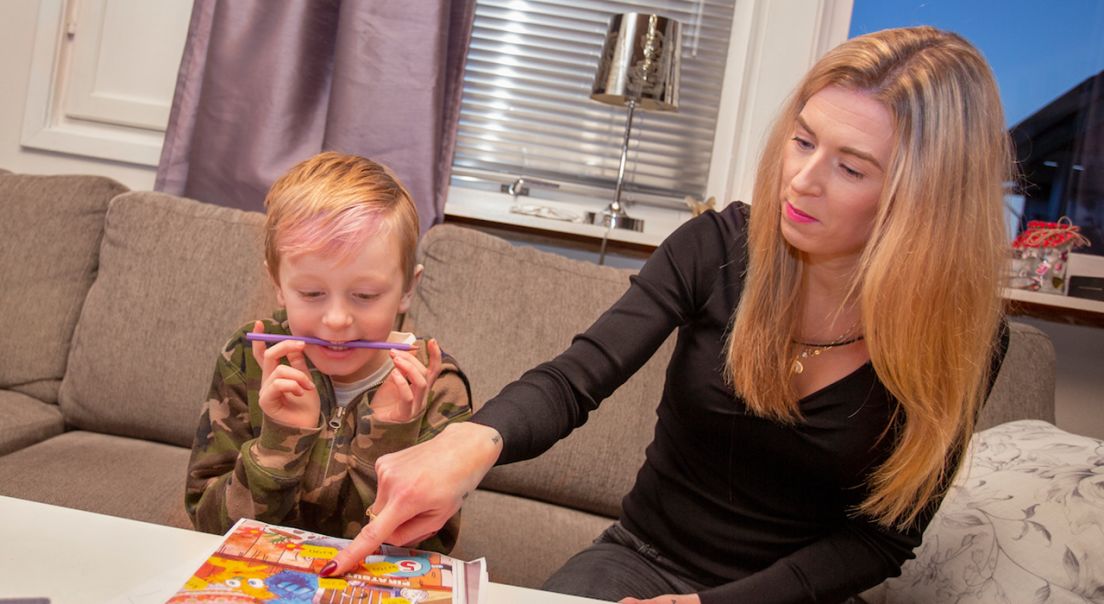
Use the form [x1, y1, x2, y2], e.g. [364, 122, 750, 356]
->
[791, 334, 864, 374]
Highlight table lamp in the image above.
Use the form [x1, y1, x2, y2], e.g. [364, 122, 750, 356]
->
[587, 13, 682, 233]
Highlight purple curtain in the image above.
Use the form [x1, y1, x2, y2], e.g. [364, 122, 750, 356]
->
[155, 0, 475, 233]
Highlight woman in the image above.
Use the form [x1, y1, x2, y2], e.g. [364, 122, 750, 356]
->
[325, 26, 1012, 604]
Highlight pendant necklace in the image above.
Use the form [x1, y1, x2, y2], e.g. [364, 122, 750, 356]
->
[791, 334, 864, 374]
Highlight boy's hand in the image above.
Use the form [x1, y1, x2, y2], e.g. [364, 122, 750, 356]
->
[369, 339, 443, 423]
[250, 321, 321, 429]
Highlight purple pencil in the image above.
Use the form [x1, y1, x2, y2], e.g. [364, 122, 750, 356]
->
[244, 332, 415, 351]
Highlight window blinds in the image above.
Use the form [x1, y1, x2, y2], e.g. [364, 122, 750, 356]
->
[451, 0, 736, 206]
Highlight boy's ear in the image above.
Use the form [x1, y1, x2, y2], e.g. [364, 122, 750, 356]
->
[398, 264, 424, 314]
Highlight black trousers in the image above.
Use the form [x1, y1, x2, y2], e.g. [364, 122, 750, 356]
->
[541, 522, 867, 603]
[541, 522, 708, 602]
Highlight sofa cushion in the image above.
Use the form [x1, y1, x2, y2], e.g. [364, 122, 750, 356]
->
[60, 192, 277, 447]
[404, 224, 673, 518]
[452, 489, 612, 589]
[978, 321, 1056, 430]
[0, 390, 65, 456]
[0, 173, 128, 403]
[0, 430, 193, 528]
[881, 420, 1104, 603]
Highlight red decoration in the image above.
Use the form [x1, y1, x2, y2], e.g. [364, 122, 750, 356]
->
[1012, 219, 1090, 250]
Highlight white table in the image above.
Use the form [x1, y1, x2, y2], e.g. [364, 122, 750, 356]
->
[0, 496, 605, 604]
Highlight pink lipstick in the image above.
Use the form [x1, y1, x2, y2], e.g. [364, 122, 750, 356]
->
[784, 202, 818, 224]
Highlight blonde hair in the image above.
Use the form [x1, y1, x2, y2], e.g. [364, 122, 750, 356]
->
[726, 26, 1010, 528]
[263, 152, 419, 287]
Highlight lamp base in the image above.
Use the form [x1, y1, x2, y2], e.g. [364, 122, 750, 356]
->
[584, 209, 645, 232]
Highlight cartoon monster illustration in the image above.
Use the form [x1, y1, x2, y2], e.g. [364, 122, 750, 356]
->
[265, 569, 319, 603]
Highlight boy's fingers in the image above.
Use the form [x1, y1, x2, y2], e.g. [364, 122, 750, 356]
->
[419, 339, 443, 413]
[427, 339, 442, 380]
[269, 364, 314, 391]
[271, 377, 306, 397]
[264, 364, 317, 397]
[285, 350, 315, 389]
[390, 370, 414, 417]
[260, 343, 287, 379]
[389, 367, 410, 390]
[390, 353, 427, 389]
[259, 370, 310, 401]
[250, 321, 267, 369]
[263, 340, 306, 371]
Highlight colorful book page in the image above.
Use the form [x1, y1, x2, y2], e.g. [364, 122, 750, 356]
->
[167, 518, 485, 604]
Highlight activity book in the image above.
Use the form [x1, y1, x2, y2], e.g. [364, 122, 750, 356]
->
[167, 518, 486, 603]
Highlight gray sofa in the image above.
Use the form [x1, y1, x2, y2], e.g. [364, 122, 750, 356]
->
[1, 171, 1084, 600]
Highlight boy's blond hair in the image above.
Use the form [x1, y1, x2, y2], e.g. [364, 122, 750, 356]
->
[263, 152, 419, 287]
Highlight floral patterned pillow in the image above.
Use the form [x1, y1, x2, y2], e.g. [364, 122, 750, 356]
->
[881, 420, 1104, 603]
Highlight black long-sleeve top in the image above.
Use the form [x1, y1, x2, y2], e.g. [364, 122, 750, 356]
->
[472, 202, 1007, 603]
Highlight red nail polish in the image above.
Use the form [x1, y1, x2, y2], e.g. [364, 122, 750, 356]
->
[320, 561, 338, 577]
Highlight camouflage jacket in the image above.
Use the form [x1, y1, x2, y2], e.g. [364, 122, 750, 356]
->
[185, 309, 472, 553]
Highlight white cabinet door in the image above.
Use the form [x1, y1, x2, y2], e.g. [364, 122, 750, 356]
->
[21, 0, 192, 166]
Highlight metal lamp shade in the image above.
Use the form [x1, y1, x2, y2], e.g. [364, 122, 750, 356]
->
[591, 13, 681, 112]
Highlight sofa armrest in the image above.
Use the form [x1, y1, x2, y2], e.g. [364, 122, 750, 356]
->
[978, 321, 1056, 430]
[876, 420, 1104, 603]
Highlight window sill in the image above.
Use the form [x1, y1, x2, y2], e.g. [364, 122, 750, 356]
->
[1004, 253, 1104, 327]
[443, 185, 693, 251]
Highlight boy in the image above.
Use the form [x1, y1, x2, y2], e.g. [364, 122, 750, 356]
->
[185, 152, 471, 553]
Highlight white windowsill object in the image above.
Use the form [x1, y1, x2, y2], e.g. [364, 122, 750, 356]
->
[444, 185, 694, 249]
[1003, 252, 1104, 318]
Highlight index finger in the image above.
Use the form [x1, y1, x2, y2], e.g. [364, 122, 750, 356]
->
[427, 338, 442, 382]
[325, 505, 408, 576]
[249, 321, 267, 369]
